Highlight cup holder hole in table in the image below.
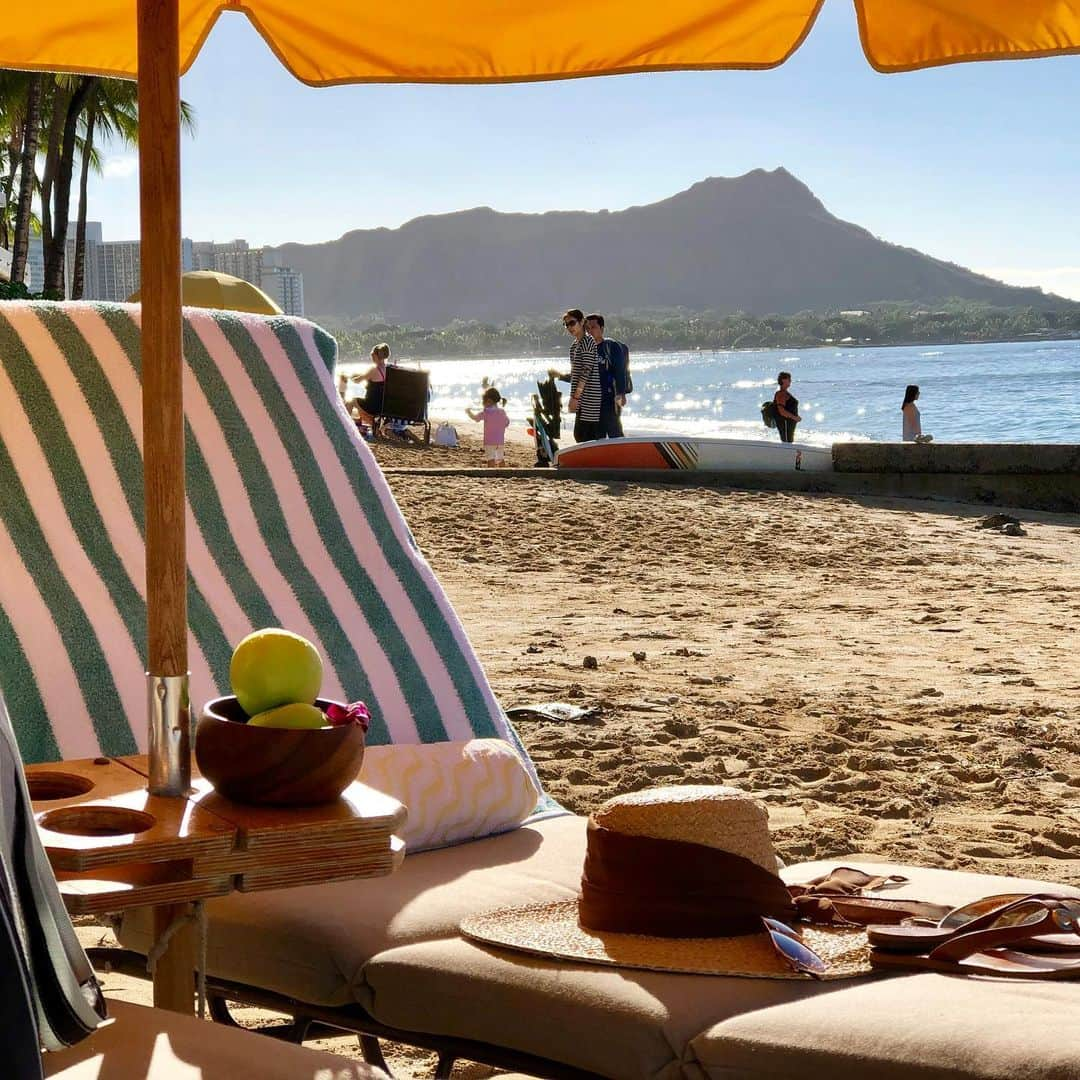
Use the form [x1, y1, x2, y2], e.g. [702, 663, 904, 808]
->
[39, 805, 155, 837]
[27, 772, 95, 801]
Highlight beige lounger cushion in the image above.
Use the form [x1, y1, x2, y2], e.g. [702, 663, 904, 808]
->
[42, 999, 385, 1079]
[361, 934, 834, 1080]
[361, 857, 1080, 1080]
[690, 973, 1080, 1080]
[120, 813, 585, 1004]
[688, 857, 1080, 1080]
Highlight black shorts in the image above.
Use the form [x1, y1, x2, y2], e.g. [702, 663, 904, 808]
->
[776, 418, 799, 443]
[573, 416, 602, 443]
[362, 382, 385, 415]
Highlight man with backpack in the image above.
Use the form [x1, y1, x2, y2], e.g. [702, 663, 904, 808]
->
[585, 313, 631, 438]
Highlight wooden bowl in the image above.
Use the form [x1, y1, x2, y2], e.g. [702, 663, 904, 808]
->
[195, 696, 366, 806]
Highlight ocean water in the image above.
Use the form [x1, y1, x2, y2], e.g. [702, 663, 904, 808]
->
[341, 339, 1080, 446]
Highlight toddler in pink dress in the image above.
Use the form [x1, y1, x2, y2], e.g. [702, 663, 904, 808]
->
[467, 387, 510, 466]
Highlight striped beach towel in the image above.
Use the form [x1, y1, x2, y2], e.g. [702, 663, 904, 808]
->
[0, 302, 539, 796]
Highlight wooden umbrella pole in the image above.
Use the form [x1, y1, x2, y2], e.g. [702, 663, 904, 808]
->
[138, 0, 190, 800]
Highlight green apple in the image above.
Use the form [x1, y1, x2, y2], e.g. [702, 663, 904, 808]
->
[246, 702, 328, 730]
[230, 628, 323, 716]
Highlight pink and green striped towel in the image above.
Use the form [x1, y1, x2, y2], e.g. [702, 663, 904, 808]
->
[0, 302, 541, 801]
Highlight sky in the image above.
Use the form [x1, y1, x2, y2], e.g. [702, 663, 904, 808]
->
[87, 0, 1080, 300]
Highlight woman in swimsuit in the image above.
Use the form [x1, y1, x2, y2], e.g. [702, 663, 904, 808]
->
[901, 385, 922, 442]
[773, 371, 801, 444]
[353, 343, 392, 429]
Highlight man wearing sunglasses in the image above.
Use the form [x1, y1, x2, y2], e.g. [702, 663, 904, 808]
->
[562, 308, 602, 442]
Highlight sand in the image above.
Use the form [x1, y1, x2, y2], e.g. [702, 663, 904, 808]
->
[377, 429, 1080, 883]
[80, 422, 1080, 1077]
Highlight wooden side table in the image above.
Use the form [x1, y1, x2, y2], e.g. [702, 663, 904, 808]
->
[26, 755, 405, 1013]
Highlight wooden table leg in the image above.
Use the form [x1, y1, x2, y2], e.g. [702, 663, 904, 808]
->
[151, 902, 197, 1014]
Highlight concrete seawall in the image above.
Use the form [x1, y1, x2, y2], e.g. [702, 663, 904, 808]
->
[828, 443, 1080, 512]
[833, 443, 1080, 476]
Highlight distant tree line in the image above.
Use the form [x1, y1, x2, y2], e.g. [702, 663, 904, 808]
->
[329, 300, 1080, 360]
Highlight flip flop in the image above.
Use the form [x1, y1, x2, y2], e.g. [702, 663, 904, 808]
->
[869, 893, 1080, 955]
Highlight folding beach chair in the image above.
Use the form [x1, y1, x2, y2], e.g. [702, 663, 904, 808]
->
[373, 364, 431, 445]
[0, 690, 386, 1080]
[5, 303, 1080, 1080]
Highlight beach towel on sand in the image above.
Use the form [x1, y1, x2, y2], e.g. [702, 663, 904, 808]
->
[0, 302, 546, 811]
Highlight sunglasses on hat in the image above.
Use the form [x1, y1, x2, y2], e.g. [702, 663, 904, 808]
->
[762, 917, 828, 979]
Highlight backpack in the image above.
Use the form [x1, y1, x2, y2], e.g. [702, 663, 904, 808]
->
[761, 401, 777, 429]
[620, 341, 633, 394]
[433, 422, 459, 447]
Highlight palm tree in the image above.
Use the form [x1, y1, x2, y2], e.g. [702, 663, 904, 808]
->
[1, 69, 196, 296]
[42, 75, 95, 294]
[72, 79, 143, 299]
[0, 71, 31, 249]
[9, 72, 42, 284]
[68, 79, 194, 299]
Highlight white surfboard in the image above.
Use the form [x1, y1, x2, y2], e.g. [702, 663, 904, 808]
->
[556, 435, 833, 473]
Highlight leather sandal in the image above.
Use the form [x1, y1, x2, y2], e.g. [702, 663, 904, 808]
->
[868, 893, 1080, 954]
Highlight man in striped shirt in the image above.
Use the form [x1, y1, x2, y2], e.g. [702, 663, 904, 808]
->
[563, 308, 602, 442]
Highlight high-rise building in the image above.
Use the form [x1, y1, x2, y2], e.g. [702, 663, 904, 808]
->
[67, 223, 141, 301]
[56, 226, 292, 306]
[260, 265, 305, 316]
[93, 240, 142, 301]
[63, 223, 194, 300]
[191, 239, 263, 286]
[25, 235, 45, 294]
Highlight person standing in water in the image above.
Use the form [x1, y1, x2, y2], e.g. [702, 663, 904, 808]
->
[773, 371, 801, 443]
[901, 385, 922, 442]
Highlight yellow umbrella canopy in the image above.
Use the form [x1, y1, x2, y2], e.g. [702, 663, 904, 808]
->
[128, 270, 283, 315]
[10, 0, 1080, 80]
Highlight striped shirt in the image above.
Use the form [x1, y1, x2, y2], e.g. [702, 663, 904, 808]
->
[569, 334, 601, 421]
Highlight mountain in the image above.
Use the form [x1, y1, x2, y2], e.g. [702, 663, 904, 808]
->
[268, 169, 1067, 324]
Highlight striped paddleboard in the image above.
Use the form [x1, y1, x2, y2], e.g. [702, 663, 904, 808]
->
[556, 435, 833, 472]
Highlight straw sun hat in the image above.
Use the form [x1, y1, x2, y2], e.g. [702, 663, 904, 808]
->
[460, 786, 871, 980]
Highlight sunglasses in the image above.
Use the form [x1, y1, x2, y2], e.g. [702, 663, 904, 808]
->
[563, 319, 579, 328]
[762, 917, 828, 979]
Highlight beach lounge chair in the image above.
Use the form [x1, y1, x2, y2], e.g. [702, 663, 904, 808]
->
[0, 691, 386, 1080]
[3, 302, 1080, 1079]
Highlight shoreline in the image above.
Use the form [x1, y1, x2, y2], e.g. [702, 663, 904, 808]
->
[333, 332, 1080, 364]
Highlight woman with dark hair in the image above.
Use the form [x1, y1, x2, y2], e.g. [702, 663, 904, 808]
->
[901, 384, 921, 442]
[772, 371, 801, 443]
